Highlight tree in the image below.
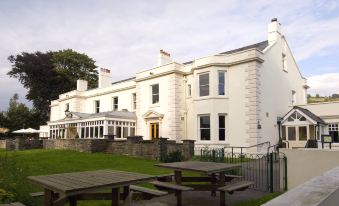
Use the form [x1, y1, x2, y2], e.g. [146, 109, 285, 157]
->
[7, 50, 98, 124]
[6, 94, 32, 131]
[315, 94, 320, 98]
[332, 94, 339, 98]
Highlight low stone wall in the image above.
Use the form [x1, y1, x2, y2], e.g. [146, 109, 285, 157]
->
[0, 140, 6, 149]
[43, 137, 195, 160]
[2, 138, 43, 150]
[43, 139, 108, 152]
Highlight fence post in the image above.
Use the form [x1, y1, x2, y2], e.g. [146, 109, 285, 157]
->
[269, 152, 274, 193]
[212, 149, 216, 162]
[284, 155, 288, 191]
[240, 148, 243, 163]
[221, 148, 225, 162]
[231, 147, 234, 163]
[200, 148, 203, 161]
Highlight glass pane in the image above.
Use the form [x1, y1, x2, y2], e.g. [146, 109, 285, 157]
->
[199, 85, 209, 96]
[130, 128, 135, 136]
[86, 127, 89, 138]
[219, 129, 225, 141]
[81, 128, 85, 138]
[218, 72, 225, 95]
[282, 126, 286, 140]
[199, 73, 209, 85]
[299, 116, 306, 121]
[299, 126, 307, 141]
[309, 125, 315, 140]
[95, 127, 98, 138]
[99, 126, 104, 138]
[116, 126, 122, 138]
[330, 131, 339, 143]
[152, 94, 159, 104]
[288, 127, 296, 140]
[200, 116, 210, 128]
[123, 127, 128, 138]
[152, 84, 159, 94]
[219, 115, 225, 129]
[200, 129, 210, 140]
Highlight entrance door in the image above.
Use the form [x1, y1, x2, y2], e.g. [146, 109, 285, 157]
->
[150, 123, 159, 140]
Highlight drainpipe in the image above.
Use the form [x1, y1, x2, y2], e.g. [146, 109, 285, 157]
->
[183, 76, 188, 139]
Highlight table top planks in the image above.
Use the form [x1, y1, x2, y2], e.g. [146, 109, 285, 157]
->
[27, 170, 156, 195]
[155, 161, 240, 173]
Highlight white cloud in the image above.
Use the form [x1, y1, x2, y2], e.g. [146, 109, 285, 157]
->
[308, 73, 339, 96]
[0, 0, 339, 109]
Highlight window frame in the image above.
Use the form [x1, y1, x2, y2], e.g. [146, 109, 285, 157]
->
[94, 100, 100, 113]
[112, 96, 118, 111]
[198, 73, 210, 97]
[218, 71, 226, 96]
[198, 114, 211, 141]
[151, 84, 160, 104]
[218, 114, 226, 141]
[132, 93, 136, 110]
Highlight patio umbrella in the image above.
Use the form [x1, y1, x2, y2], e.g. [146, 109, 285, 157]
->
[25, 128, 40, 134]
[12, 128, 28, 133]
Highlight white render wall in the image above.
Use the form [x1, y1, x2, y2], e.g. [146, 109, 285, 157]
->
[259, 36, 307, 145]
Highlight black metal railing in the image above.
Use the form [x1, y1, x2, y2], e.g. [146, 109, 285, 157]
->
[194, 145, 287, 193]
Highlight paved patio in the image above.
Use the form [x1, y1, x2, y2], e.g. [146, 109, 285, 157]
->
[130, 189, 268, 206]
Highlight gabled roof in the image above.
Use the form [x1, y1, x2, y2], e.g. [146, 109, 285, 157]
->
[183, 40, 269, 65]
[282, 106, 326, 125]
[294, 106, 326, 124]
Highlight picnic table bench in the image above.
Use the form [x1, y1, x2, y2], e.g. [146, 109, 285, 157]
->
[27, 170, 157, 206]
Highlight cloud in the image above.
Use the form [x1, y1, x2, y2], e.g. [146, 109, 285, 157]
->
[0, 0, 339, 110]
[308, 73, 339, 96]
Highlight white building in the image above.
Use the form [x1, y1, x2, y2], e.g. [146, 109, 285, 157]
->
[42, 19, 338, 151]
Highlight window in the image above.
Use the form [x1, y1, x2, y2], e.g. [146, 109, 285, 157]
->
[282, 126, 286, 140]
[292, 91, 296, 105]
[329, 124, 339, 143]
[219, 115, 226, 141]
[199, 115, 210, 140]
[123, 127, 128, 138]
[116, 126, 122, 138]
[188, 84, 192, 96]
[288, 127, 296, 140]
[218, 71, 225, 95]
[199, 73, 209, 96]
[94, 100, 100, 113]
[65, 103, 70, 112]
[132, 93, 136, 110]
[151, 84, 159, 104]
[130, 127, 135, 136]
[282, 53, 287, 71]
[99, 126, 104, 138]
[112, 97, 118, 111]
[299, 126, 307, 141]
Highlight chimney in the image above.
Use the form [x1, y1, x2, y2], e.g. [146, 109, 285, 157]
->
[157, 49, 172, 66]
[77, 79, 88, 91]
[268, 18, 282, 45]
[98, 68, 112, 88]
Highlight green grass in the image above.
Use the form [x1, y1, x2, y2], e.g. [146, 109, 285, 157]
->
[0, 149, 281, 206]
[235, 192, 282, 206]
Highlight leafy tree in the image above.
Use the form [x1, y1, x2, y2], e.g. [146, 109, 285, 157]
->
[332, 94, 339, 98]
[7, 50, 98, 124]
[315, 94, 320, 98]
[6, 94, 32, 131]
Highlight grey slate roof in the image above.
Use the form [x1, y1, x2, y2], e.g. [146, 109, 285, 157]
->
[111, 77, 136, 85]
[183, 40, 269, 65]
[294, 106, 326, 124]
[71, 111, 137, 120]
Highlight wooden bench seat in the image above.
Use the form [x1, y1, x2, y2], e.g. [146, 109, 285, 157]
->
[150, 181, 193, 206]
[130, 185, 168, 200]
[219, 181, 254, 206]
[29, 192, 44, 198]
[156, 173, 173, 182]
[1, 202, 25, 206]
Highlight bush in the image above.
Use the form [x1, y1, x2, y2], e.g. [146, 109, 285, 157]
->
[162, 150, 183, 163]
[0, 152, 36, 205]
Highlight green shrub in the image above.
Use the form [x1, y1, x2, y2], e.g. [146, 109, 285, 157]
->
[162, 150, 183, 163]
[0, 152, 36, 205]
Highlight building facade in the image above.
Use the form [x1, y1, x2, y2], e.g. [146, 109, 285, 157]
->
[43, 19, 312, 150]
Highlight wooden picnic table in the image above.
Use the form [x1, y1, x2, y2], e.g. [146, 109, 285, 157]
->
[155, 161, 241, 195]
[27, 170, 156, 206]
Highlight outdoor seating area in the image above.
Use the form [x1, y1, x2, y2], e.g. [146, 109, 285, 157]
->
[24, 161, 256, 206]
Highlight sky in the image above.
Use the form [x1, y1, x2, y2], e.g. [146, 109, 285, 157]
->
[0, 0, 339, 110]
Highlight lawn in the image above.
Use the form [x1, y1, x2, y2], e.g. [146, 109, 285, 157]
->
[0, 149, 279, 206]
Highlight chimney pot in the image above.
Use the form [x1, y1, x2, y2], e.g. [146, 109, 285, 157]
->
[271, 18, 278, 22]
